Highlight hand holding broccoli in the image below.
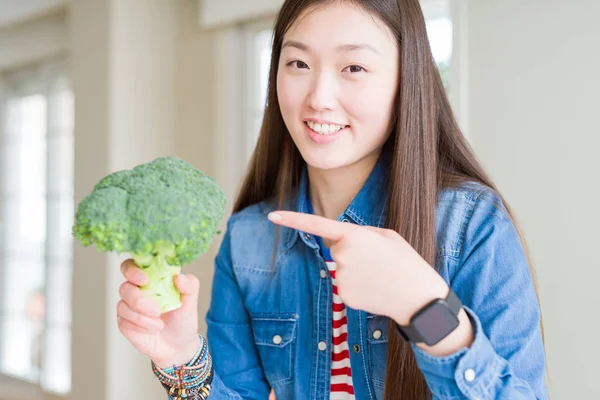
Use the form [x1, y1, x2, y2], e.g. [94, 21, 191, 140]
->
[73, 157, 226, 366]
[118, 258, 203, 368]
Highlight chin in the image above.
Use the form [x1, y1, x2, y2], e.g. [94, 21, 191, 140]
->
[301, 152, 351, 171]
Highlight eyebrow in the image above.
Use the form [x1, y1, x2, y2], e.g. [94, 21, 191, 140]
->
[282, 40, 380, 55]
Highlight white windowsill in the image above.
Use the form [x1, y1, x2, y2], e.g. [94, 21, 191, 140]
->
[0, 373, 68, 400]
[0, 373, 39, 400]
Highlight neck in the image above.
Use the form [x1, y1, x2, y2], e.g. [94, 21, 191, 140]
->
[308, 150, 381, 220]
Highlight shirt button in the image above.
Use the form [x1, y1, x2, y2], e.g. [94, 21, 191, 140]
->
[320, 269, 327, 279]
[342, 218, 349, 223]
[273, 335, 283, 344]
[318, 341, 327, 351]
[353, 344, 360, 353]
[372, 330, 382, 340]
[464, 368, 476, 382]
[272, 335, 282, 345]
[304, 233, 311, 240]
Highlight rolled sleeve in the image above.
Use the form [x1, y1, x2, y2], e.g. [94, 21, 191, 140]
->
[412, 307, 507, 399]
[411, 188, 547, 399]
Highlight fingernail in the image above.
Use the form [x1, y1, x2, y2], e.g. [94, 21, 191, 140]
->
[176, 274, 187, 288]
[268, 212, 282, 222]
[135, 272, 148, 284]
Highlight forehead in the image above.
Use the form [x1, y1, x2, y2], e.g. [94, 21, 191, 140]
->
[283, 2, 396, 52]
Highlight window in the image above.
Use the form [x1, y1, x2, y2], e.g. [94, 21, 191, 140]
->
[422, 0, 453, 90]
[0, 60, 73, 395]
[243, 19, 274, 161]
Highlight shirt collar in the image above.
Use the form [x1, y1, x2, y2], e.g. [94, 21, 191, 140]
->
[290, 153, 390, 249]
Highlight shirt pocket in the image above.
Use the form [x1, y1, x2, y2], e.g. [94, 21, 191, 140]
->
[366, 314, 389, 394]
[251, 314, 298, 387]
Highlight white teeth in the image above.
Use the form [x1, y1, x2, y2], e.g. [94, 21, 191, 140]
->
[306, 121, 346, 135]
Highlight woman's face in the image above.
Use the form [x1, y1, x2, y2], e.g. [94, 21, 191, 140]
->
[277, 2, 400, 171]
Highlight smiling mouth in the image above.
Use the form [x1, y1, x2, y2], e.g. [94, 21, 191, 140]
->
[305, 121, 348, 135]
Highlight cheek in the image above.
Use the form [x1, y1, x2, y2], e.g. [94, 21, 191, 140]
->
[344, 81, 397, 138]
[277, 73, 303, 119]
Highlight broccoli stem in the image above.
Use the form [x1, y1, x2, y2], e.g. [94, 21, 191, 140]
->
[132, 243, 182, 313]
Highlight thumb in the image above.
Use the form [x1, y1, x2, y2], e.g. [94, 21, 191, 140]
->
[174, 274, 200, 310]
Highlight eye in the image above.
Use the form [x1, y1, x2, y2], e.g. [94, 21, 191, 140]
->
[287, 60, 309, 69]
[343, 65, 367, 73]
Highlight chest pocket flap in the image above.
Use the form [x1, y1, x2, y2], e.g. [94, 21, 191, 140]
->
[251, 314, 298, 386]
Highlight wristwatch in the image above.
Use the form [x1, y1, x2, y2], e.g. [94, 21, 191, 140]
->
[395, 288, 463, 346]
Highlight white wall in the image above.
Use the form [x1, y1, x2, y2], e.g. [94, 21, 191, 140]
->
[70, 1, 179, 399]
[70, 1, 221, 398]
[0, 9, 66, 71]
[199, 0, 282, 28]
[0, 0, 64, 28]
[467, 0, 600, 398]
[174, 0, 219, 338]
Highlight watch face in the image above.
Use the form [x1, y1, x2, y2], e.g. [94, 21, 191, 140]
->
[412, 300, 460, 346]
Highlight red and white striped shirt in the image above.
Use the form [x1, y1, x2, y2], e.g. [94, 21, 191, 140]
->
[326, 260, 355, 399]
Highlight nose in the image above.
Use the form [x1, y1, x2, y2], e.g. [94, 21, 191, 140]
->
[306, 71, 338, 112]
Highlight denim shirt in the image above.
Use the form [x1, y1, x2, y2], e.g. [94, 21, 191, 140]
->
[198, 156, 548, 400]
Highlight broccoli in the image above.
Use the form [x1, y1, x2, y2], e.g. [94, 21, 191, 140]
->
[73, 156, 226, 313]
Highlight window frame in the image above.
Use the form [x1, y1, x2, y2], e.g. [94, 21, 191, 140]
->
[0, 56, 72, 399]
[242, 18, 274, 161]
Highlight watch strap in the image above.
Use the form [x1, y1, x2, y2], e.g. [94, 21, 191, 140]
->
[396, 318, 423, 343]
[445, 288, 462, 315]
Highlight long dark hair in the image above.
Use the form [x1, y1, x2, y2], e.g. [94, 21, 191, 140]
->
[233, 0, 544, 398]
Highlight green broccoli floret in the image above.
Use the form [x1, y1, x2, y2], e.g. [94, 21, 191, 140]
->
[73, 156, 226, 313]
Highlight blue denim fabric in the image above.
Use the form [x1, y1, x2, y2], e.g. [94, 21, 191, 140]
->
[193, 155, 547, 399]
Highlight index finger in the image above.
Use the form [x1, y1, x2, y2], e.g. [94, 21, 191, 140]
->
[268, 211, 354, 241]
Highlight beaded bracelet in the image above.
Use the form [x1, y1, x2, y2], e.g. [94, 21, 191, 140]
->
[153, 354, 213, 398]
[164, 371, 213, 400]
[154, 353, 212, 388]
[162, 335, 208, 375]
[151, 334, 213, 399]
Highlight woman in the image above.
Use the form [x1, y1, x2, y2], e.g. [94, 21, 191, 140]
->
[117, 0, 548, 399]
